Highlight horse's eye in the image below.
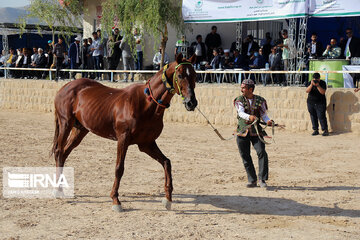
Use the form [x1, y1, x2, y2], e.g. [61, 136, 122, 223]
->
[178, 74, 182, 79]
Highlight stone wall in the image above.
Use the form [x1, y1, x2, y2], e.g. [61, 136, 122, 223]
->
[1, 79, 359, 134]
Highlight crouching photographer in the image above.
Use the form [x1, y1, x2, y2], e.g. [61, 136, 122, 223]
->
[305, 73, 329, 136]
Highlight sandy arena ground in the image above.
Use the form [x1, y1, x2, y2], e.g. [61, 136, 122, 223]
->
[0, 111, 359, 239]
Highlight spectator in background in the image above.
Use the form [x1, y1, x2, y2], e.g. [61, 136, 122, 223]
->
[175, 35, 190, 59]
[249, 49, 265, 69]
[32, 48, 47, 79]
[242, 35, 260, 60]
[153, 47, 169, 70]
[231, 49, 248, 70]
[278, 29, 291, 86]
[68, 36, 81, 80]
[81, 39, 89, 78]
[342, 28, 360, 59]
[108, 28, 122, 70]
[5, 48, 17, 77]
[190, 34, 206, 68]
[260, 32, 273, 62]
[221, 49, 233, 69]
[306, 33, 323, 59]
[305, 73, 329, 136]
[120, 36, 135, 82]
[31, 47, 39, 67]
[205, 26, 222, 61]
[205, 48, 221, 69]
[134, 28, 143, 70]
[87, 37, 95, 79]
[53, 37, 66, 80]
[230, 37, 241, 54]
[90, 31, 103, 80]
[0, 50, 8, 77]
[97, 29, 107, 70]
[322, 38, 341, 59]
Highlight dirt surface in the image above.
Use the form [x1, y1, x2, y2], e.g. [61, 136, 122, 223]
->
[0, 111, 359, 239]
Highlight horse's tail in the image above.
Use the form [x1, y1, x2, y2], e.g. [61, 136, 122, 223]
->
[50, 111, 59, 157]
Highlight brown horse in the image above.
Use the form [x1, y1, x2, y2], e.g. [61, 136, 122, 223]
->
[51, 54, 197, 211]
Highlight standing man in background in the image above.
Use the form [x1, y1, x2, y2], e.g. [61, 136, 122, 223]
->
[305, 73, 329, 136]
[205, 26, 221, 62]
[53, 37, 66, 81]
[68, 36, 81, 80]
[134, 28, 143, 70]
[90, 31, 104, 80]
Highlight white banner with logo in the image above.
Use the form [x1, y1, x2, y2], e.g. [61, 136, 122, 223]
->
[182, 0, 307, 23]
[309, 0, 360, 17]
[183, 0, 360, 23]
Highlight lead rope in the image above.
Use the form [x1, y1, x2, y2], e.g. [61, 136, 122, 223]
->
[197, 107, 280, 143]
[253, 118, 275, 145]
[196, 107, 235, 141]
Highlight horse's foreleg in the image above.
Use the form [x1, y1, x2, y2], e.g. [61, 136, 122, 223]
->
[138, 142, 173, 210]
[110, 134, 128, 212]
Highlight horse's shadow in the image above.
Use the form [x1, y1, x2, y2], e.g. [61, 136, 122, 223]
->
[171, 191, 359, 218]
[67, 186, 360, 218]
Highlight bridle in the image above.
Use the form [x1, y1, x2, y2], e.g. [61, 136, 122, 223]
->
[145, 62, 193, 108]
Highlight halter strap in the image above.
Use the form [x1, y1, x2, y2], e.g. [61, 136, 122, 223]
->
[173, 62, 192, 100]
[161, 64, 175, 94]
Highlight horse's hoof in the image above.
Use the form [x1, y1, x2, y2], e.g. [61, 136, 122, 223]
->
[53, 189, 65, 198]
[112, 205, 123, 212]
[162, 198, 172, 210]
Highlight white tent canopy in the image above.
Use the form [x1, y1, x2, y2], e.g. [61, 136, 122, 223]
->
[183, 0, 360, 23]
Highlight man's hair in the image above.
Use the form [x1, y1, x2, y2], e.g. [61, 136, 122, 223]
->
[196, 34, 202, 40]
[311, 32, 317, 36]
[313, 73, 321, 79]
[282, 29, 288, 35]
[211, 25, 217, 30]
[346, 28, 353, 32]
[97, 29, 101, 32]
[243, 79, 255, 91]
[92, 31, 97, 35]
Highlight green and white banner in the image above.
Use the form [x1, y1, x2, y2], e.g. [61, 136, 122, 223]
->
[182, 0, 360, 23]
[309, 0, 360, 17]
[182, 0, 307, 23]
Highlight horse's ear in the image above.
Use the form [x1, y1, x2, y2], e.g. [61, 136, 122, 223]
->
[189, 54, 197, 64]
[176, 53, 183, 64]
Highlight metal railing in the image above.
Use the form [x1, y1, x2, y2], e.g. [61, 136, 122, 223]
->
[0, 66, 359, 87]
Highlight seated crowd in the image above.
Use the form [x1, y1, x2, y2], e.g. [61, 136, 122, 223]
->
[1, 26, 359, 85]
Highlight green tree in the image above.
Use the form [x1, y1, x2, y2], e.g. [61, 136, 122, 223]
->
[101, 0, 184, 68]
[18, 0, 83, 43]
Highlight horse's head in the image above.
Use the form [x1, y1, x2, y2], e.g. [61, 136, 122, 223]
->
[172, 53, 198, 111]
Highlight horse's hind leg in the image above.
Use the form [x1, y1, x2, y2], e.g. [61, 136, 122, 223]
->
[63, 125, 89, 160]
[53, 114, 75, 196]
[138, 141, 173, 210]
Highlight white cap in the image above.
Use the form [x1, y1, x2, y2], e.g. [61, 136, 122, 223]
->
[224, 49, 230, 53]
[75, 36, 81, 41]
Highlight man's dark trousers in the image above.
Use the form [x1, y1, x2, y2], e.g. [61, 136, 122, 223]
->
[307, 102, 328, 131]
[56, 57, 64, 79]
[236, 134, 268, 183]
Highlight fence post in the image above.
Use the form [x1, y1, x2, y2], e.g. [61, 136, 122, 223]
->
[238, 72, 242, 84]
[49, 70, 52, 81]
[111, 71, 113, 82]
[4, 68, 7, 79]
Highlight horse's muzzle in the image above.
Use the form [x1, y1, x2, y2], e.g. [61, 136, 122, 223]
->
[184, 97, 198, 111]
